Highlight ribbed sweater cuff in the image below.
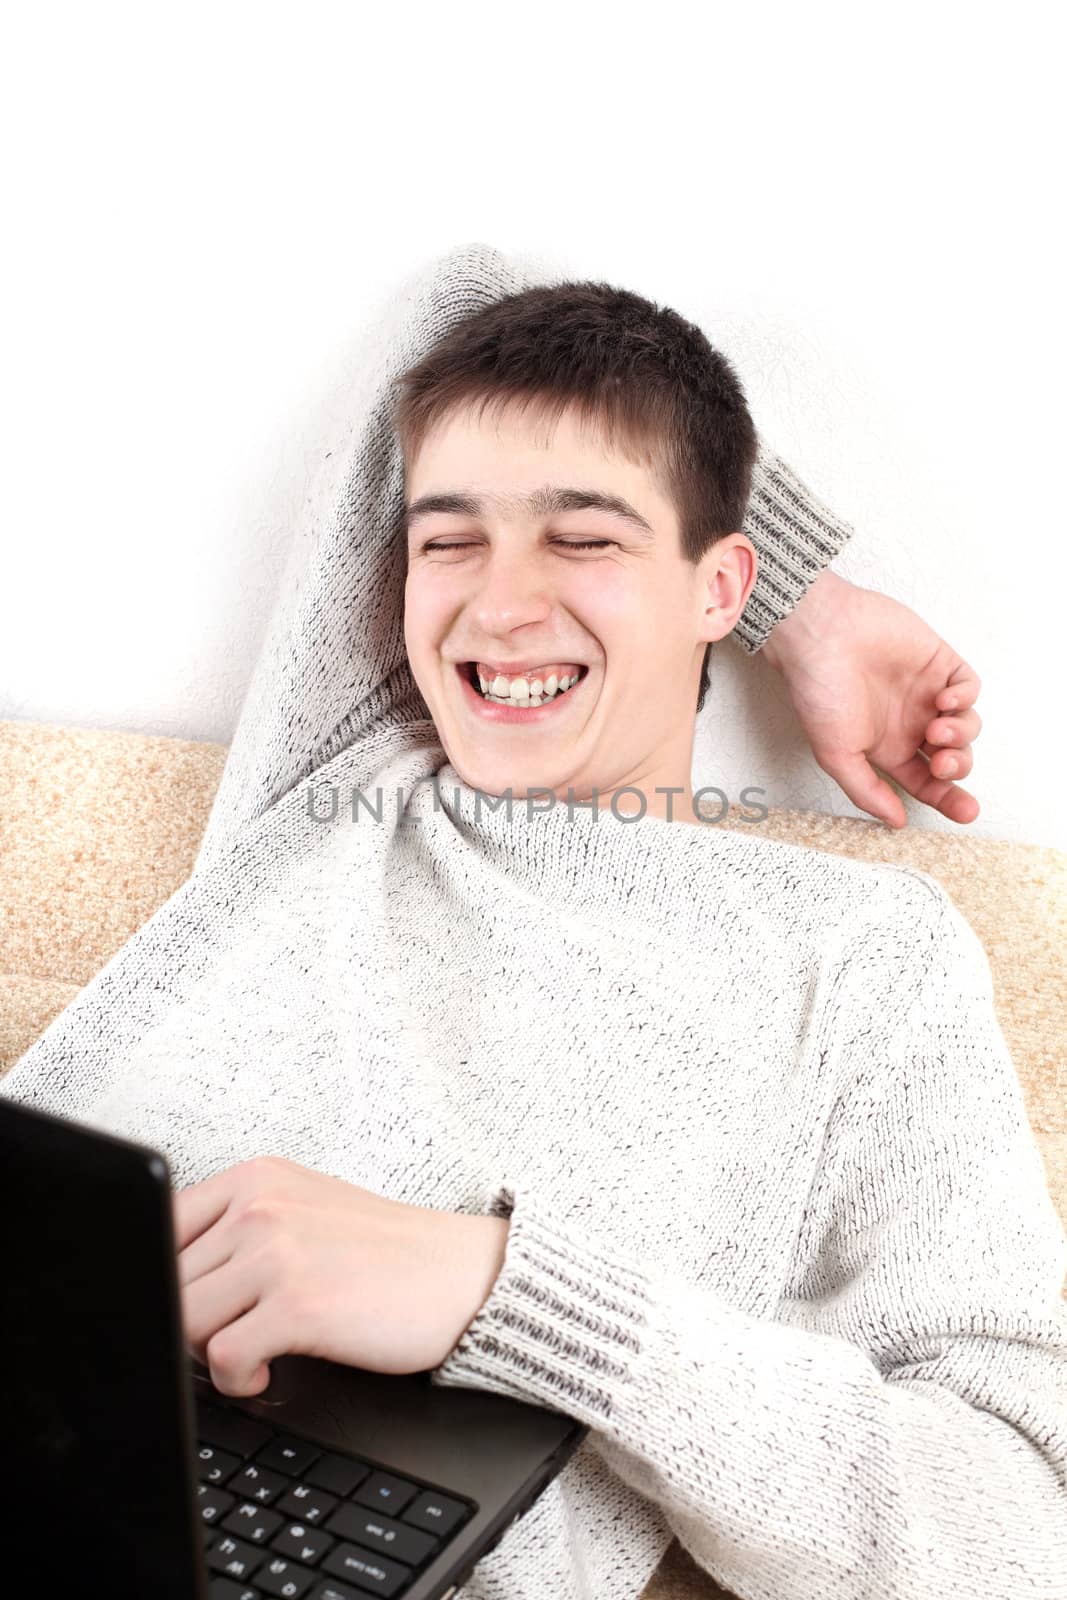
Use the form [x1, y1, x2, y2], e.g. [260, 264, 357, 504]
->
[735, 442, 855, 654]
[431, 1185, 655, 1423]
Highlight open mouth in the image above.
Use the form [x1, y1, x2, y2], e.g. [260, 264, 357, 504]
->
[464, 661, 587, 700]
[456, 661, 590, 717]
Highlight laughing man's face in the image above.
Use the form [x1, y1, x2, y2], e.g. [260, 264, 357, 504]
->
[402, 401, 756, 823]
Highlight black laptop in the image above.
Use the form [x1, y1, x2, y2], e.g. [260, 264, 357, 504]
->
[0, 1097, 587, 1599]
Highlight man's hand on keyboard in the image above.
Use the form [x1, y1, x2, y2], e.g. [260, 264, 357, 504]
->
[172, 1155, 511, 1398]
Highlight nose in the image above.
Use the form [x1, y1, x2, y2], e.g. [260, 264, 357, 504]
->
[469, 544, 553, 638]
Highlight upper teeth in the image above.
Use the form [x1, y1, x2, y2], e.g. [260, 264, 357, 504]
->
[477, 667, 582, 701]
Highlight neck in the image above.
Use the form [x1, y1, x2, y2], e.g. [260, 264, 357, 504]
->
[597, 720, 700, 824]
[552, 730, 700, 825]
[591, 778, 698, 825]
[443, 727, 701, 826]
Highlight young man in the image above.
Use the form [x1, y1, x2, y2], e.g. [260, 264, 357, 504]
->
[3, 242, 1061, 1600]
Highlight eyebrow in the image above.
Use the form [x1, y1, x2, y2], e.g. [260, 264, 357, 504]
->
[401, 486, 656, 542]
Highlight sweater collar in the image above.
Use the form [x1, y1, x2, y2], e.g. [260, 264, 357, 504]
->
[417, 755, 740, 906]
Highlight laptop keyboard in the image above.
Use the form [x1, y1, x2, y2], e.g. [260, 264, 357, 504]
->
[195, 1398, 477, 1599]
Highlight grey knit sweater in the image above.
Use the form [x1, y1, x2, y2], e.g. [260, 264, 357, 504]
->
[3, 244, 1066, 1600]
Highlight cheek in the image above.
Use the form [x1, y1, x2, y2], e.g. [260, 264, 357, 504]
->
[564, 566, 638, 636]
[403, 578, 447, 655]
[575, 573, 667, 660]
[585, 577, 693, 692]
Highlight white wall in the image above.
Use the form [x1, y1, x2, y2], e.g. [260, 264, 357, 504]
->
[2, 2, 1062, 845]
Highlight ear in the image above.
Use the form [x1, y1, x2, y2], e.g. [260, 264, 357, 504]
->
[696, 535, 758, 644]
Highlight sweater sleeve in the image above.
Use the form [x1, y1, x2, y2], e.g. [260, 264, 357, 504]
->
[734, 439, 855, 653]
[431, 876, 1067, 1599]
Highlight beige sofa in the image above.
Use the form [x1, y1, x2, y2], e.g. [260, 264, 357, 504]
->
[2, 716, 1064, 1600]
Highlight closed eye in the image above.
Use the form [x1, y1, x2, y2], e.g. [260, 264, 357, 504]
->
[419, 539, 617, 553]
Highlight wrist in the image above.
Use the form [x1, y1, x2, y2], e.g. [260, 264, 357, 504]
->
[438, 1213, 511, 1365]
[762, 569, 850, 672]
[478, 1215, 511, 1306]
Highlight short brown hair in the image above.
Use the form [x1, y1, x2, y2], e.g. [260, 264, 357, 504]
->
[391, 279, 758, 714]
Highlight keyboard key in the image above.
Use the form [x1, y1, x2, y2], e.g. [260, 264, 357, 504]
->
[278, 1482, 338, 1525]
[271, 1521, 334, 1565]
[304, 1452, 370, 1498]
[207, 1533, 264, 1582]
[231, 1461, 291, 1505]
[351, 1471, 416, 1517]
[255, 1435, 322, 1476]
[402, 1487, 470, 1540]
[208, 1580, 259, 1600]
[197, 1444, 242, 1486]
[198, 1484, 238, 1527]
[324, 1503, 436, 1567]
[322, 1543, 412, 1598]
[307, 1584, 366, 1600]
[257, 1553, 317, 1598]
[222, 1500, 286, 1545]
[198, 1404, 273, 1458]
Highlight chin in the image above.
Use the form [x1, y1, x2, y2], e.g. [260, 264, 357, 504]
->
[440, 744, 558, 802]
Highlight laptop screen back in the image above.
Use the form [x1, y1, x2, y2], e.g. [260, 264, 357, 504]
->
[0, 1097, 206, 1600]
